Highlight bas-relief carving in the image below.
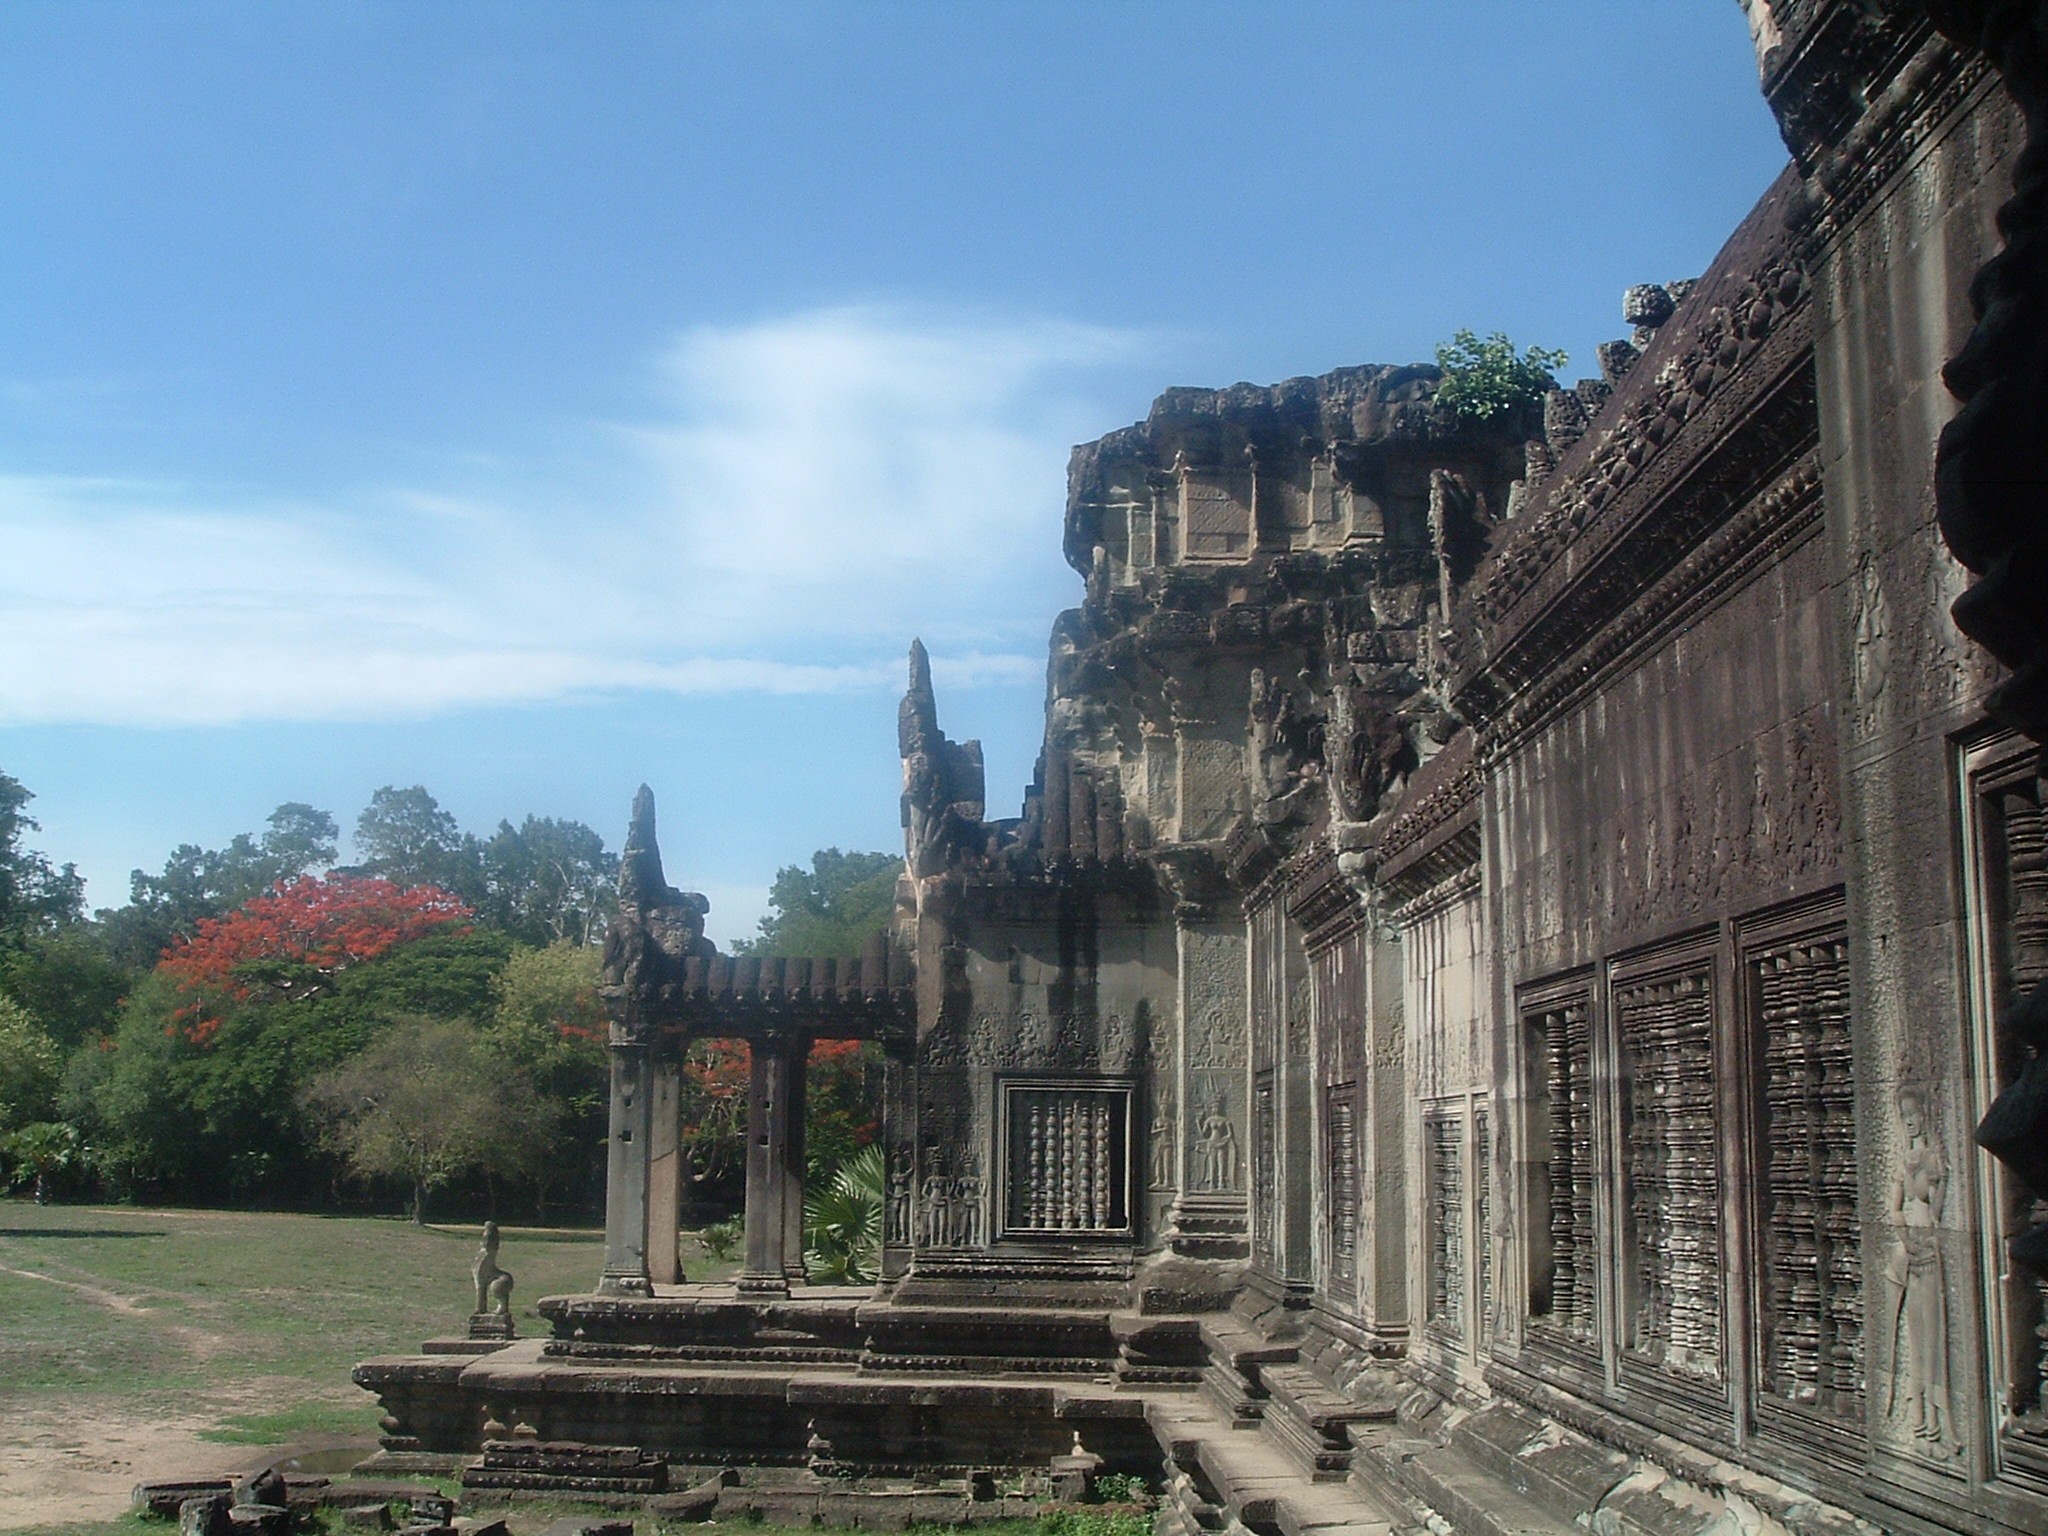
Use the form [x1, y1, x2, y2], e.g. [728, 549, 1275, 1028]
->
[886, 1147, 914, 1246]
[1193, 1093, 1242, 1192]
[917, 1169, 986, 1249]
[1884, 1083, 1959, 1461]
[1149, 1113, 1175, 1190]
[1847, 537, 1999, 744]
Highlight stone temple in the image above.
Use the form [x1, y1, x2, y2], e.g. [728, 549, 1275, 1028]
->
[356, 7, 2048, 1535]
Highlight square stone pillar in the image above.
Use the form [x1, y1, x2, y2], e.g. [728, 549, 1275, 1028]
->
[740, 1032, 807, 1294]
[1167, 920, 1250, 1257]
[647, 1048, 683, 1285]
[599, 1037, 655, 1295]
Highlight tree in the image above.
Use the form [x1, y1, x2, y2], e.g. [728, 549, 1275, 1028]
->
[158, 873, 472, 1042]
[302, 1016, 555, 1223]
[1431, 330, 1569, 422]
[0, 994, 63, 1134]
[0, 771, 85, 944]
[479, 817, 619, 947]
[486, 941, 609, 1218]
[354, 785, 482, 900]
[802, 1142, 885, 1284]
[0, 929, 130, 1051]
[108, 802, 340, 966]
[733, 848, 901, 957]
[3, 1121, 85, 1206]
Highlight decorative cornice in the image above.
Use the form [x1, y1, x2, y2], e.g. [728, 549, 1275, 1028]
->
[1376, 731, 1479, 880]
[1456, 175, 1808, 664]
[1480, 450, 1826, 761]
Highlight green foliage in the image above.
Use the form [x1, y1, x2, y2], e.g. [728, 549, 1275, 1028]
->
[0, 993, 63, 1133]
[699, 1215, 743, 1262]
[1038, 1509, 1154, 1536]
[0, 770, 85, 943]
[485, 941, 609, 1217]
[732, 848, 900, 957]
[478, 816, 619, 946]
[1089, 1474, 1152, 1506]
[2, 1119, 86, 1203]
[110, 801, 339, 965]
[302, 1015, 556, 1222]
[1431, 329, 1568, 422]
[0, 927, 131, 1049]
[803, 1142, 885, 1283]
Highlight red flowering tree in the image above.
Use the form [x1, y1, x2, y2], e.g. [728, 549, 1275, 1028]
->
[158, 873, 472, 1043]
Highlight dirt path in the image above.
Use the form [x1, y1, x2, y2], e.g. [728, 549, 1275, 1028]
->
[0, 1257, 291, 1529]
[0, 1400, 279, 1531]
[0, 1260, 231, 1361]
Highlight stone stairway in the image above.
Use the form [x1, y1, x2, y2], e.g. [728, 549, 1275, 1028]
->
[1148, 1392, 1405, 1536]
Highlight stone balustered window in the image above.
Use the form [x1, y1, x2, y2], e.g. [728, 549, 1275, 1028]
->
[999, 1080, 1133, 1238]
[1253, 1069, 1277, 1264]
[1749, 926, 1864, 1432]
[1615, 964, 1723, 1387]
[1325, 1085, 1359, 1285]
[1475, 1104, 1492, 1341]
[1962, 736, 2048, 1481]
[1425, 1108, 1467, 1347]
[1524, 992, 1598, 1348]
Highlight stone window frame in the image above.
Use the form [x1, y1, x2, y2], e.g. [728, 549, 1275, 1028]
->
[1516, 969, 1607, 1382]
[991, 1074, 1138, 1245]
[1733, 890, 1867, 1470]
[1957, 729, 2048, 1495]
[1421, 1092, 1491, 1360]
[1606, 929, 1738, 1426]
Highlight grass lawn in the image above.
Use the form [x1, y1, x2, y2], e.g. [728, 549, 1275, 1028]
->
[0, 1198, 737, 1533]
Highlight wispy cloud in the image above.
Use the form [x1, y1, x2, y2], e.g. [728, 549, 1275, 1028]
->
[0, 306, 1137, 726]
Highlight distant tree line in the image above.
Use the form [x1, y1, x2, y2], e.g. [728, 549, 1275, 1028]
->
[0, 767, 897, 1224]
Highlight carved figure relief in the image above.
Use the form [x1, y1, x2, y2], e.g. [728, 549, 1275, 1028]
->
[1101, 1012, 1133, 1071]
[917, 1164, 987, 1250]
[886, 1149, 914, 1246]
[1149, 1113, 1175, 1190]
[1188, 1009, 1238, 1071]
[1193, 1096, 1241, 1192]
[1886, 1084, 1956, 1456]
[1850, 550, 1892, 736]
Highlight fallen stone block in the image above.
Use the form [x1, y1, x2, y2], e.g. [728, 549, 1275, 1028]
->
[233, 1470, 289, 1510]
[339, 1507, 394, 1530]
[177, 1493, 232, 1536]
[226, 1502, 293, 1536]
[646, 1474, 725, 1523]
[538, 1520, 633, 1536]
[136, 1480, 232, 1518]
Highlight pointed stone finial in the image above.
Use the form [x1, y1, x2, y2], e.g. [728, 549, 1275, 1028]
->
[900, 638, 938, 757]
[618, 784, 668, 906]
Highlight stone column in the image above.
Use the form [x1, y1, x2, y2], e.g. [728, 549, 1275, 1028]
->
[739, 1032, 805, 1294]
[782, 1037, 809, 1287]
[598, 1035, 655, 1295]
[646, 1045, 683, 1286]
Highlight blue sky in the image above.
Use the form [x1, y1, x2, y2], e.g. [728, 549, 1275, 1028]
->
[1, 2, 1786, 947]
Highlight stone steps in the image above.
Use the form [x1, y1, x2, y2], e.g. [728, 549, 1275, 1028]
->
[1146, 1394, 1405, 1536]
[1355, 1434, 1583, 1536]
[1259, 1363, 1397, 1481]
[1197, 1315, 1298, 1428]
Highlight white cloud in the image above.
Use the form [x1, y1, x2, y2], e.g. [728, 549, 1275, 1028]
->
[0, 306, 1131, 726]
